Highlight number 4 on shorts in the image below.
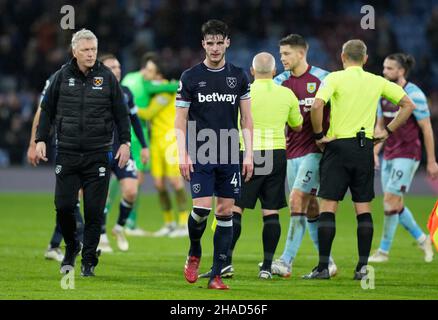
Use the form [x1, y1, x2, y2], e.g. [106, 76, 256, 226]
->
[230, 173, 238, 187]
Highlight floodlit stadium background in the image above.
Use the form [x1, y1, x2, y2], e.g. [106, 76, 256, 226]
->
[0, 0, 438, 301]
[0, 0, 438, 170]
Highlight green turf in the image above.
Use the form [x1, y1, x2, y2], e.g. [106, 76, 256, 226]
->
[0, 193, 437, 300]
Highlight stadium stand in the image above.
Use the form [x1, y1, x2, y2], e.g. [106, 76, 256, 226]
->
[0, 0, 437, 165]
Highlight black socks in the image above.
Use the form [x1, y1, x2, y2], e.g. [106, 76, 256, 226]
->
[188, 207, 210, 257]
[317, 212, 336, 271]
[356, 213, 373, 272]
[261, 214, 281, 272]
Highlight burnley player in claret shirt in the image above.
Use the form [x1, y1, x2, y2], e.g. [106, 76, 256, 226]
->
[269, 34, 338, 278]
[370, 53, 438, 263]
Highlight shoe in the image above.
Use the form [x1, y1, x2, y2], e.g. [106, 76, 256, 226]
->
[60, 242, 82, 274]
[368, 249, 389, 263]
[184, 256, 200, 283]
[220, 264, 234, 278]
[168, 225, 189, 238]
[97, 235, 113, 253]
[328, 260, 338, 277]
[124, 227, 152, 237]
[419, 235, 434, 263]
[81, 262, 96, 277]
[353, 267, 368, 280]
[198, 264, 234, 279]
[112, 226, 129, 251]
[302, 267, 330, 280]
[258, 270, 272, 279]
[208, 276, 229, 290]
[153, 223, 177, 237]
[270, 259, 291, 278]
[45, 246, 64, 262]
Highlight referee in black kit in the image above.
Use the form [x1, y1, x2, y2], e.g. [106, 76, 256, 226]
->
[304, 39, 416, 280]
[35, 29, 131, 276]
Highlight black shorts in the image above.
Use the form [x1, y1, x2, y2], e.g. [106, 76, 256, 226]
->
[190, 163, 241, 199]
[318, 138, 374, 202]
[235, 149, 287, 210]
[111, 156, 138, 180]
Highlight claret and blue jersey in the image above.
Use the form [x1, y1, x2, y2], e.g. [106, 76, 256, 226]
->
[378, 81, 430, 161]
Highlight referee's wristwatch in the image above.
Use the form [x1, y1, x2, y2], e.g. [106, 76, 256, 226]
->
[313, 131, 324, 140]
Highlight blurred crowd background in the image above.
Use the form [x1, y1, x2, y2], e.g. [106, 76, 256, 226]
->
[0, 0, 437, 166]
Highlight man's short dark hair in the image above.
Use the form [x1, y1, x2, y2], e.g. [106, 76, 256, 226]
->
[147, 55, 165, 77]
[386, 53, 416, 77]
[139, 52, 167, 78]
[99, 53, 117, 63]
[279, 34, 308, 50]
[140, 52, 157, 69]
[201, 19, 230, 39]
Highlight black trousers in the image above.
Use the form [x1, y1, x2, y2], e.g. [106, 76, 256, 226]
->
[54, 151, 111, 265]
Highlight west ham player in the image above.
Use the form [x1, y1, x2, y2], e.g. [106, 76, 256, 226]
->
[369, 53, 438, 263]
[270, 34, 337, 277]
[175, 19, 253, 290]
[98, 54, 149, 252]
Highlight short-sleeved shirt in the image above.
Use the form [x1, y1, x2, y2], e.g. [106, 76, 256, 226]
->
[149, 92, 176, 140]
[176, 62, 250, 163]
[240, 79, 302, 151]
[275, 65, 330, 158]
[121, 71, 178, 150]
[316, 66, 406, 139]
[377, 82, 430, 161]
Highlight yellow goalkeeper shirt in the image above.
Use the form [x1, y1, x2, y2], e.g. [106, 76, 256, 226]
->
[137, 91, 176, 142]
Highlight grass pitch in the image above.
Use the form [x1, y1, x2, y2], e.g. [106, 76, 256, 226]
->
[0, 193, 437, 300]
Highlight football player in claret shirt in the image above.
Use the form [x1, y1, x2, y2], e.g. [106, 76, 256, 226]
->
[370, 53, 438, 263]
[270, 34, 337, 277]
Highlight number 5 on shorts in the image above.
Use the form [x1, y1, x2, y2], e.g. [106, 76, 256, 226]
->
[303, 170, 313, 183]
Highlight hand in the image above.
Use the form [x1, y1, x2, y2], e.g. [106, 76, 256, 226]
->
[179, 153, 194, 181]
[140, 148, 149, 165]
[427, 161, 438, 180]
[115, 143, 131, 168]
[315, 135, 336, 152]
[27, 144, 38, 166]
[373, 128, 389, 145]
[242, 153, 254, 182]
[35, 142, 48, 164]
